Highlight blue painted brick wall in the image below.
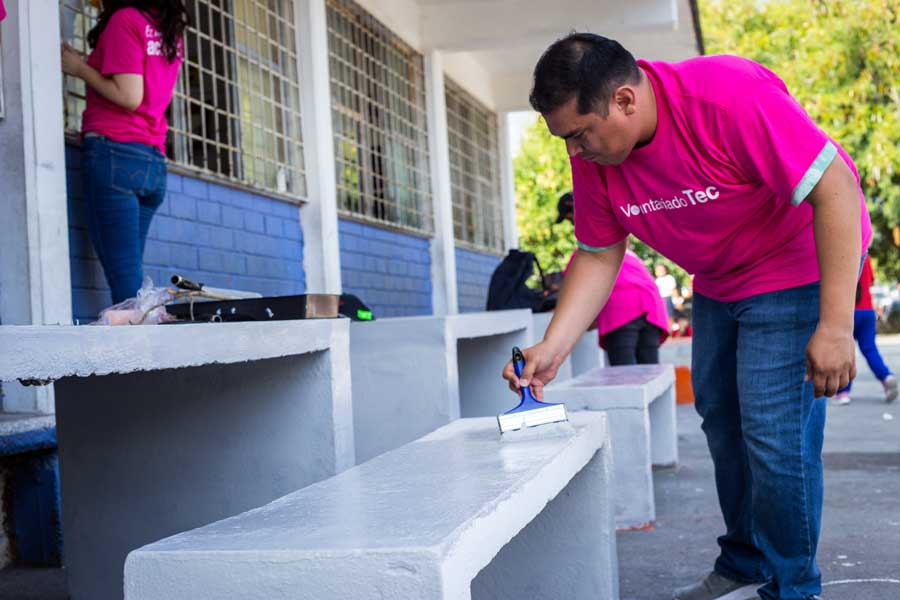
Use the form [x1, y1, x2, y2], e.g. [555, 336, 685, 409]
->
[66, 145, 305, 322]
[456, 247, 502, 313]
[339, 219, 432, 318]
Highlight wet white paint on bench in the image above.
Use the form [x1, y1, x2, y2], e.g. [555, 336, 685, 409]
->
[544, 364, 676, 529]
[125, 412, 618, 600]
[0, 320, 354, 600]
[350, 309, 532, 463]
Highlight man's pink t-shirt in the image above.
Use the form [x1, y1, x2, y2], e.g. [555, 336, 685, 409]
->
[81, 8, 182, 153]
[565, 249, 669, 348]
[0, 1, 6, 22]
[572, 56, 872, 302]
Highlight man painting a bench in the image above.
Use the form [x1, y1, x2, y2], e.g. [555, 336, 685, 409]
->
[503, 33, 871, 600]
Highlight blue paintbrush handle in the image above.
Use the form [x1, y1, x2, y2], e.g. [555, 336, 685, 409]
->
[511, 346, 541, 407]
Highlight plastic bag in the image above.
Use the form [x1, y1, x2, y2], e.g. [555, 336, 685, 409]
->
[93, 277, 176, 326]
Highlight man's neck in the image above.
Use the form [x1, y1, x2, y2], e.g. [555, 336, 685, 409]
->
[634, 68, 658, 149]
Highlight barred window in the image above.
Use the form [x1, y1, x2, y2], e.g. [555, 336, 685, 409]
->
[326, 0, 433, 234]
[445, 79, 503, 253]
[60, 0, 307, 200]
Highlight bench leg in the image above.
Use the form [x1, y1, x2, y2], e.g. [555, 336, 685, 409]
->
[606, 408, 655, 529]
[56, 352, 353, 600]
[649, 386, 679, 468]
[457, 331, 530, 418]
[470, 443, 619, 600]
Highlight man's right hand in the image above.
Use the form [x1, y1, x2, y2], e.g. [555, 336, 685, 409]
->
[502, 342, 565, 401]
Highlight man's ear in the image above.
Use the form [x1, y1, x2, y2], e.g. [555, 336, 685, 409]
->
[615, 86, 637, 116]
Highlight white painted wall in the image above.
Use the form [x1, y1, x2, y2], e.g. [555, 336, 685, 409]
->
[0, 0, 72, 413]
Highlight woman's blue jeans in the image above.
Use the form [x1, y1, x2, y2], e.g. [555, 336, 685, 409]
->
[81, 136, 167, 304]
[692, 283, 825, 600]
[837, 308, 893, 393]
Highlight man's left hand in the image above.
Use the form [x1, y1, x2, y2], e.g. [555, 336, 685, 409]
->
[805, 324, 856, 398]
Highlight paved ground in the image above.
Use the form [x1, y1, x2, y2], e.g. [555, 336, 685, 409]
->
[1, 336, 898, 600]
[618, 334, 900, 600]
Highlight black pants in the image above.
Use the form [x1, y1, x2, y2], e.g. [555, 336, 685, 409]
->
[602, 315, 663, 366]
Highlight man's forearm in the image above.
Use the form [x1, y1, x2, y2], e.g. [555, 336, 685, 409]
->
[544, 241, 625, 357]
[809, 158, 862, 332]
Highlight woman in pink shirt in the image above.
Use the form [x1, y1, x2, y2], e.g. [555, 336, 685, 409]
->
[61, 1, 187, 304]
[594, 247, 669, 365]
[561, 198, 668, 365]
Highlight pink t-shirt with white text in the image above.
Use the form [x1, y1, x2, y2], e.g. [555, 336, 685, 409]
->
[81, 8, 182, 153]
[572, 56, 872, 302]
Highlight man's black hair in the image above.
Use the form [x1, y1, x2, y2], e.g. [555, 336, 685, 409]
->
[529, 33, 641, 117]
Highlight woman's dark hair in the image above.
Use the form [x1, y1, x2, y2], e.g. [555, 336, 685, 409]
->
[88, 1, 189, 63]
[529, 33, 641, 117]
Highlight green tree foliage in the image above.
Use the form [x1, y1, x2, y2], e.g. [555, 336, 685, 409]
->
[701, 0, 900, 281]
[513, 116, 689, 287]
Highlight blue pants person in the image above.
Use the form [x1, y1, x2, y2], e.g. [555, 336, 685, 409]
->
[833, 309, 897, 404]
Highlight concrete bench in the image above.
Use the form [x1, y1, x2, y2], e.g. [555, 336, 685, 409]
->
[543, 365, 676, 529]
[531, 312, 604, 381]
[350, 309, 532, 463]
[125, 412, 618, 600]
[0, 413, 62, 568]
[0, 320, 354, 600]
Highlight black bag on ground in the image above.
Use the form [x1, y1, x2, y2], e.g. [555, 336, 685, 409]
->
[486, 249, 557, 312]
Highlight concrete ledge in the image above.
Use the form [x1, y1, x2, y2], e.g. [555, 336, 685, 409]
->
[544, 365, 677, 529]
[0, 414, 56, 456]
[0, 320, 340, 382]
[125, 412, 617, 600]
[350, 309, 533, 463]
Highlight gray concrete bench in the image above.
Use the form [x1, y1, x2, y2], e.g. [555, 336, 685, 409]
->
[125, 412, 618, 600]
[543, 365, 676, 529]
[350, 309, 532, 463]
[0, 320, 354, 600]
[532, 312, 604, 381]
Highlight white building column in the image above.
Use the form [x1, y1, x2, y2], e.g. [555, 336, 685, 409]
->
[424, 50, 458, 316]
[0, 0, 72, 413]
[296, 0, 341, 294]
[499, 112, 519, 251]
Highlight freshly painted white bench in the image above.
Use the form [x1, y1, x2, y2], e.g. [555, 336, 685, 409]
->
[531, 312, 604, 381]
[125, 412, 618, 600]
[350, 309, 532, 463]
[0, 320, 354, 600]
[543, 364, 676, 529]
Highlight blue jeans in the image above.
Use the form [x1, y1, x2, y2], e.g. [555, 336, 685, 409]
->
[692, 283, 825, 600]
[81, 136, 167, 304]
[837, 309, 893, 393]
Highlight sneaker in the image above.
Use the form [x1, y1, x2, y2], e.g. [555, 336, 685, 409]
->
[884, 375, 898, 404]
[831, 392, 851, 406]
[673, 572, 760, 600]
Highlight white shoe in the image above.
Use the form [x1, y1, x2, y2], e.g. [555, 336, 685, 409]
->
[831, 392, 851, 406]
[884, 375, 898, 404]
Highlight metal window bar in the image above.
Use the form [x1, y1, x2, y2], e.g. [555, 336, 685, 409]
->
[445, 78, 503, 253]
[326, 0, 433, 234]
[60, 0, 307, 200]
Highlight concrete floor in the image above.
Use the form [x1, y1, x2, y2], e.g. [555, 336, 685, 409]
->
[2, 336, 898, 600]
[619, 334, 900, 600]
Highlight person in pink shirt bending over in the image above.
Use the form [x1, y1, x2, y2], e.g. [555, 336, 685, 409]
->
[560, 199, 668, 365]
[61, 1, 188, 304]
[503, 34, 870, 600]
